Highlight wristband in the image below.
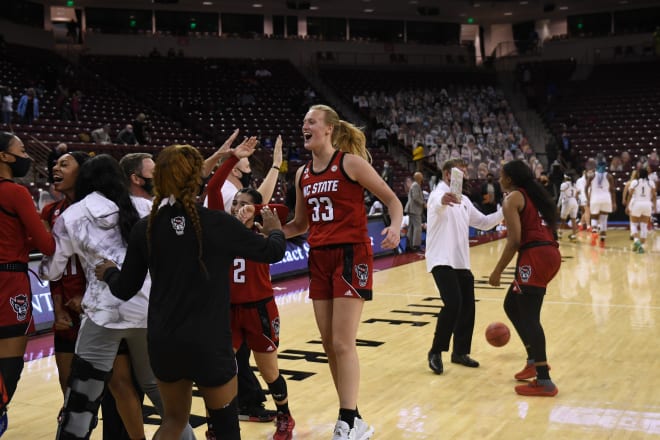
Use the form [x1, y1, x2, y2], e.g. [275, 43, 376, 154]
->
[272, 166, 280, 171]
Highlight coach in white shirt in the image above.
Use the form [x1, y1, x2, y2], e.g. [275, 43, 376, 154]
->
[426, 158, 504, 374]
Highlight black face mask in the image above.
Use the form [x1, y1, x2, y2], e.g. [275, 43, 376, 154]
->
[5, 152, 32, 178]
[239, 170, 252, 188]
[137, 175, 153, 195]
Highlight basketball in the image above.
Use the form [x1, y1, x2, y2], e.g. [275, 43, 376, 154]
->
[485, 322, 510, 347]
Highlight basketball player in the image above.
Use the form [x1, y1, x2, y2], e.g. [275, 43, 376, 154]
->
[586, 157, 616, 247]
[575, 168, 590, 231]
[557, 173, 578, 241]
[230, 188, 294, 439]
[622, 170, 639, 240]
[283, 104, 403, 440]
[0, 133, 55, 436]
[625, 168, 656, 254]
[489, 160, 561, 397]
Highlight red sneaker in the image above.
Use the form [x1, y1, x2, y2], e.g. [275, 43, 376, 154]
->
[590, 233, 598, 246]
[514, 363, 551, 380]
[515, 380, 558, 397]
[273, 413, 295, 440]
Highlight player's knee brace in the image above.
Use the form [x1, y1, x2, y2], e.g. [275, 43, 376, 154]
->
[640, 222, 648, 239]
[267, 374, 288, 402]
[56, 355, 112, 440]
[207, 398, 240, 440]
[0, 356, 24, 408]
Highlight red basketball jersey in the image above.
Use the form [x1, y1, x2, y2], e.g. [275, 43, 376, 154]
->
[518, 188, 555, 246]
[229, 257, 272, 304]
[301, 151, 369, 248]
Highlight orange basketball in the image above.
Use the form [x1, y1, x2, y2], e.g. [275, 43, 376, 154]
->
[485, 322, 510, 347]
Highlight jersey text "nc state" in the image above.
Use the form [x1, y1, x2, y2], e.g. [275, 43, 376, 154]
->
[303, 180, 339, 197]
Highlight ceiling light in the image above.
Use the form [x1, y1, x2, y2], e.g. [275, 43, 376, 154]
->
[252, 3, 263, 7]
[202, 1, 213, 5]
[520, 1, 528, 4]
[473, 3, 481, 7]
[309, 5, 319, 10]
[459, 13, 467, 16]
[504, 12, 513, 15]
[409, 0, 419, 4]
[364, 8, 374, 13]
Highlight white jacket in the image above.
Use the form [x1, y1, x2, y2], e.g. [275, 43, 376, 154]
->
[40, 192, 153, 329]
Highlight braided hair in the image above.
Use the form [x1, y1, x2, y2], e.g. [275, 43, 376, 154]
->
[149, 145, 208, 277]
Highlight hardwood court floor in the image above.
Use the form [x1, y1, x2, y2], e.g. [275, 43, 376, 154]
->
[8, 229, 660, 439]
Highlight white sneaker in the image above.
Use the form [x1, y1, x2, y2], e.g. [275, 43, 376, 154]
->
[332, 420, 356, 440]
[354, 417, 374, 440]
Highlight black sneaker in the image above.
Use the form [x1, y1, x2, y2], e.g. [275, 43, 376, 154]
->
[238, 404, 277, 422]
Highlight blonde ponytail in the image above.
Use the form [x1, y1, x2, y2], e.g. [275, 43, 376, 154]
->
[310, 104, 372, 163]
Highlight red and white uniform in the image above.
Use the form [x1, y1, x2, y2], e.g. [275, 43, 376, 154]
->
[301, 151, 373, 300]
[514, 188, 561, 290]
[229, 256, 280, 353]
[0, 179, 54, 336]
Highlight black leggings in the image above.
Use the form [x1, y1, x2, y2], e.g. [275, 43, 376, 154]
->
[503, 284, 547, 363]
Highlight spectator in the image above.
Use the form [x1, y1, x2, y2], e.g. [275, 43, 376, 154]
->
[132, 113, 151, 145]
[481, 172, 502, 215]
[116, 124, 138, 145]
[70, 90, 82, 122]
[380, 160, 393, 188]
[17, 88, 39, 124]
[1, 87, 12, 125]
[91, 124, 112, 144]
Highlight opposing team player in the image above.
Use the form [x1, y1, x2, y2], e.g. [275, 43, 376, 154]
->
[586, 157, 617, 247]
[626, 168, 656, 253]
[557, 173, 578, 242]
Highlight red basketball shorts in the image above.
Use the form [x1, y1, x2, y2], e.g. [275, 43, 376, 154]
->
[514, 245, 561, 291]
[231, 297, 280, 353]
[308, 242, 373, 301]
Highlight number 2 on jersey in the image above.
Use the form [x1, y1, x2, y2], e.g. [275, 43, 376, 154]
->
[233, 258, 246, 283]
[308, 196, 334, 222]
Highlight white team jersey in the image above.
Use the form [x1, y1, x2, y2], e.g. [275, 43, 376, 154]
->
[559, 181, 578, 205]
[630, 178, 654, 203]
[589, 172, 611, 201]
[575, 176, 587, 204]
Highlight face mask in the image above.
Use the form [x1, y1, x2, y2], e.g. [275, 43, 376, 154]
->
[239, 170, 252, 188]
[4, 152, 32, 178]
[137, 175, 153, 195]
[596, 164, 606, 173]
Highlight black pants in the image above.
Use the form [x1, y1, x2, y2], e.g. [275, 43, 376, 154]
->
[236, 342, 266, 409]
[503, 284, 547, 363]
[430, 266, 475, 355]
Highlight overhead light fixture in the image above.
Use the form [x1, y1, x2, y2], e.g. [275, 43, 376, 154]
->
[559, 5, 568, 10]
[409, 0, 419, 4]
[364, 8, 374, 12]
[309, 5, 319, 10]
[520, 1, 529, 4]
[252, 3, 263, 7]
[504, 12, 513, 15]
[202, 1, 213, 5]
[473, 3, 481, 7]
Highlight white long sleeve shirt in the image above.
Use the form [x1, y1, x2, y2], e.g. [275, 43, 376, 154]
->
[39, 191, 153, 329]
[425, 181, 504, 272]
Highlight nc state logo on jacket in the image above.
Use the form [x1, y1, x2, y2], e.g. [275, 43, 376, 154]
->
[171, 216, 186, 236]
[10, 294, 29, 321]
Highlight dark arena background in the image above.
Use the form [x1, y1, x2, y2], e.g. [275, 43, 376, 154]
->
[1, 0, 659, 438]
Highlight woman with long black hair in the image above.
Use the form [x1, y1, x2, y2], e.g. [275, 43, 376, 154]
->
[488, 159, 561, 397]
